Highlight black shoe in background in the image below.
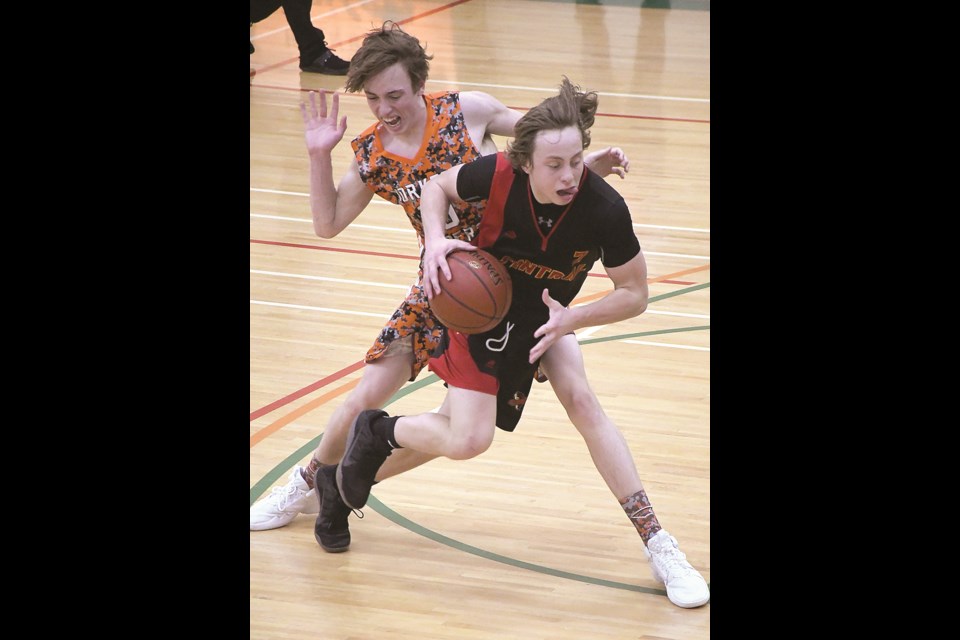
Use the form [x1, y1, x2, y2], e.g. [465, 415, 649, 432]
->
[300, 48, 350, 75]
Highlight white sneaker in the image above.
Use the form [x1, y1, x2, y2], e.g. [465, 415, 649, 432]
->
[644, 529, 710, 608]
[250, 466, 320, 530]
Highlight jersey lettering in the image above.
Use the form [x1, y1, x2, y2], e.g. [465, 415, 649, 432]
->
[502, 256, 588, 282]
[445, 205, 460, 230]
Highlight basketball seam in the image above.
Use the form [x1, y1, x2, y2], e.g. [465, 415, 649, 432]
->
[434, 251, 509, 332]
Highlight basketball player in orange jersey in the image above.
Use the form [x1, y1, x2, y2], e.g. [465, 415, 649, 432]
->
[251, 22, 629, 545]
[336, 77, 709, 608]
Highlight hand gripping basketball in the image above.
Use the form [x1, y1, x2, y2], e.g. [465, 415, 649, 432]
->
[429, 248, 512, 334]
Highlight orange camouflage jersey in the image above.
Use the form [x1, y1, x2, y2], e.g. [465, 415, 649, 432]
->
[351, 91, 487, 380]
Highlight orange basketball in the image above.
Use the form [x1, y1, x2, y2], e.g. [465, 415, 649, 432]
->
[430, 248, 513, 334]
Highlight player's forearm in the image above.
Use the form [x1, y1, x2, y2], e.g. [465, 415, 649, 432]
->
[567, 284, 648, 330]
[308, 152, 340, 238]
[421, 176, 452, 245]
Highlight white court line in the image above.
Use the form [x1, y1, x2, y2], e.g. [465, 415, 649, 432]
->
[251, 299, 708, 350]
[253, 209, 709, 236]
[636, 223, 710, 233]
[624, 340, 709, 352]
[252, 213, 415, 235]
[250, 212, 709, 260]
[251, 270, 411, 289]
[644, 309, 709, 319]
[577, 326, 603, 340]
[249, 17, 707, 105]
[250, 189, 709, 234]
[251, 299, 389, 319]
[251, 270, 708, 319]
[251, 0, 377, 41]
[427, 79, 709, 104]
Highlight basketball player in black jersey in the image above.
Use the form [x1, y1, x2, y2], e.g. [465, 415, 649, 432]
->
[337, 77, 710, 609]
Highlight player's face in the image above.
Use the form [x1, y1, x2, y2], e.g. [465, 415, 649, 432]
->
[362, 62, 425, 135]
[523, 126, 585, 205]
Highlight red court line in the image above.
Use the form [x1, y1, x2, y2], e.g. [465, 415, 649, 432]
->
[253, 0, 475, 75]
[250, 238, 421, 261]
[250, 263, 708, 424]
[249, 84, 709, 125]
[251, 378, 361, 447]
[250, 239, 694, 283]
[250, 359, 364, 421]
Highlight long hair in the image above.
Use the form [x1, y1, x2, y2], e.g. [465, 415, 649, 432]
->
[344, 21, 433, 94]
[506, 77, 597, 170]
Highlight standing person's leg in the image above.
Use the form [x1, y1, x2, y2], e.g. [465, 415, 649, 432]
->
[540, 334, 710, 608]
[250, 0, 282, 23]
[249, 1, 283, 53]
[278, 0, 351, 74]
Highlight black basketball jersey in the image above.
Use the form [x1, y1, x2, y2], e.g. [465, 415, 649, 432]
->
[429, 151, 641, 432]
[457, 151, 641, 325]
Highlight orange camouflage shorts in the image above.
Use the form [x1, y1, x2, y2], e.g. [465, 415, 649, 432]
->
[365, 282, 443, 382]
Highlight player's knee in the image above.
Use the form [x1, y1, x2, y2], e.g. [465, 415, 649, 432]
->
[447, 427, 494, 460]
[559, 386, 602, 425]
[342, 385, 389, 419]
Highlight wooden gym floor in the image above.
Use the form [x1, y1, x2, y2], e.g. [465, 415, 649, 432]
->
[250, 1, 709, 637]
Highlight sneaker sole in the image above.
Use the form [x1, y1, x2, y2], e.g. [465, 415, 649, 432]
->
[649, 568, 710, 608]
[314, 530, 350, 553]
[670, 595, 710, 608]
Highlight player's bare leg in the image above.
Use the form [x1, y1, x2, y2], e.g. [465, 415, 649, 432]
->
[541, 334, 709, 608]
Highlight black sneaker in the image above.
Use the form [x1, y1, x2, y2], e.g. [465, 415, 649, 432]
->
[299, 48, 350, 75]
[314, 464, 354, 553]
[336, 409, 392, 509]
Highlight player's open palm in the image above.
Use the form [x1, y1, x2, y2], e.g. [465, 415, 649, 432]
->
[301, 90, 348, 154]
[530, 289, 572, 362]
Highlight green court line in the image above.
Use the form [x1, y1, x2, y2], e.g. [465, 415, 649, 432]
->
[249, 373, 439, 501]
[648, 281, 710, 302]
[251, 282, 710, 594]
[367, 494, 669, 594]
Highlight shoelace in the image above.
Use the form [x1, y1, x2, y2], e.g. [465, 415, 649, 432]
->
[321, 41, 345, 60]
[652, 538, 696, 580]
[325, 503, 364, 528]
[268, 483, 303, 510]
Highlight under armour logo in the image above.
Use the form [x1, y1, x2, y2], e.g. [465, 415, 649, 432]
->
[538, 216, 553, 228]
[485, 321, 514, 352]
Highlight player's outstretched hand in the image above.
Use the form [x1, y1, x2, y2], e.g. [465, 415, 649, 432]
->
[300, 90, 348, 154]
[529, 289, 572, 362]
[584, 146, 630, 179]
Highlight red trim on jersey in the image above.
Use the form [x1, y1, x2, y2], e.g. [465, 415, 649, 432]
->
[475, 152, 515, 249]
[529, 167, 588, 252]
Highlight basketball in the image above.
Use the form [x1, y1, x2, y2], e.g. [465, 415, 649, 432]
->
[430, 248, 512, 334]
